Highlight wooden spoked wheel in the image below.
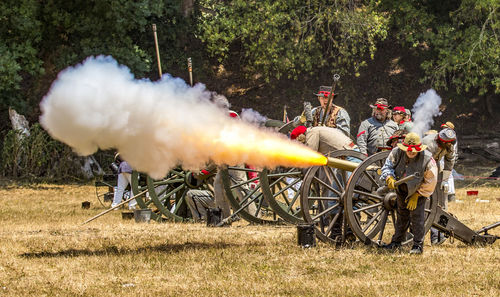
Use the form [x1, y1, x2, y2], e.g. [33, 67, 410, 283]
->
[343, 151, 439, 246]
[220, 165, 282, 224]
[259, 167, 305, 224]
[131, 169, 212, 222]
[299, 150, 367, 244]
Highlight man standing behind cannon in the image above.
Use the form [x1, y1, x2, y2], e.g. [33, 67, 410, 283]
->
[422, 126, 457, 244]
[380, 133, 438, 254]
[357, 98, 398, 156]
[310, 86, 351, 137]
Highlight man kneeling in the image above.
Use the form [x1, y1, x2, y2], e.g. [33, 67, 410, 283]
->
[380, 133, 438, 254]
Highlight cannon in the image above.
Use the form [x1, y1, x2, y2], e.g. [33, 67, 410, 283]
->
[294, 150, 499, 246]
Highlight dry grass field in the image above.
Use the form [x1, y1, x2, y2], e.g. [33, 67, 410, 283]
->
[0, 183, 499, 296]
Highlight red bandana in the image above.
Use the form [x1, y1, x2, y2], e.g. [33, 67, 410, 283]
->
[438, 135, 455, 143]
[403, 143, 422, 152]
[318, 91, 331, 97]
[375, 104, 388, 110]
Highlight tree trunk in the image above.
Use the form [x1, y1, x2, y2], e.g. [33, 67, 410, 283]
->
[181, 0, 194, 17]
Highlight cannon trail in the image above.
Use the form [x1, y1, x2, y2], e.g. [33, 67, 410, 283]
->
[40, 56, 326, 179]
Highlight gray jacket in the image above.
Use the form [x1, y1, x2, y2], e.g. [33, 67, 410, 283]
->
[422, 134, 456, 171]
[357, 117, 398, 155]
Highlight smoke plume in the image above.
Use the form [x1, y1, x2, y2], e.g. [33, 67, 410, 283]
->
[240, 108, 268, 125]
[410, 89, 442, 137]
[40, 56, 325, 179]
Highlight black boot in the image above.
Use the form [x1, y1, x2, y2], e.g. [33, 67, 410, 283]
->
[409, 245, 423, 254]
[381, 241, 402, 251]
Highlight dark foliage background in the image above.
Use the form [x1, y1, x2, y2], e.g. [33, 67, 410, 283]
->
[1, 0, 498, 180]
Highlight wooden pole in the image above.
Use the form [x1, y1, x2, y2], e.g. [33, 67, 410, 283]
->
[81, 189, 148, 225]
[152, 24, 162, 79]
[188, 57, 193, 86]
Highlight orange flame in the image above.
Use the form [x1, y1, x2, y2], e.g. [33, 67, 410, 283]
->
[208, 126, 328, 169]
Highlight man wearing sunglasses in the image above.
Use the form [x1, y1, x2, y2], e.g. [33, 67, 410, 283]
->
[357, 98, 398, 156]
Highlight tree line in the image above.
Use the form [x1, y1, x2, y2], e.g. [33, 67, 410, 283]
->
[1, 0, 498, 179]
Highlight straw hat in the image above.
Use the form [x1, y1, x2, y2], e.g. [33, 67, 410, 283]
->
[397, 132, 427, 152]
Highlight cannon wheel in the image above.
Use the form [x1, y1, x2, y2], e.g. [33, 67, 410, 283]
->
[131, 170, 209, 222]
[218, 120, 297, 225]
[255, 120, 305, 223]
[299, 150, 367, 244]
[343, 151, 439, 246]
[220, 165, 282, 224]
[259, 167, 305, 224]
[131, 171, 162, 222]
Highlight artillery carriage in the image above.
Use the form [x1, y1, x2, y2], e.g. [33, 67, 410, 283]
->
[104, 119, 498, 247]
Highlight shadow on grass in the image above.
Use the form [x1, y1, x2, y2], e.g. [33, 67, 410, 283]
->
[19, 241, 250, 258]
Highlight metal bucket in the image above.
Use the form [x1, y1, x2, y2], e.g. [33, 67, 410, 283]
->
[134, 209, 152, 223]
[297, 223, 316, 248]
[206, 207, 222, 227]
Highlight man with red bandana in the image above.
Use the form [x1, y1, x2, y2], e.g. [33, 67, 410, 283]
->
[357, 98, 398, 155]
[380, 132, 438, 254]
[310, 86, 351, 137]
[422, 127, 457, 244]
[392, 106, 413, 133]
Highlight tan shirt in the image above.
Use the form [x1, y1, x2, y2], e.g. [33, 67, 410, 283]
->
[417, 156, 438, 197]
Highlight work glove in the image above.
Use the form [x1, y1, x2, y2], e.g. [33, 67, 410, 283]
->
[406, 192, 420, 211]
[299, 111, 307, 124]
[386, 176, 396, 189]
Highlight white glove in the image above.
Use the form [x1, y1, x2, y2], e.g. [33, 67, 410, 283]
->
[442, 170, 452, 181]
[441, 181, 449, 193]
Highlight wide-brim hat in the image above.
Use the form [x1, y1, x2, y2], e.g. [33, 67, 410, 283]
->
[314, 86, 335, 97]
[370, 98, 392, 110]
[397, 132, 427, 152]
[440, 121, 455, 130]
[386, 129, 407, 146]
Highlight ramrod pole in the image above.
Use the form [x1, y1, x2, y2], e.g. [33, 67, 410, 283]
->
[152, 24, 162, 79]
[320, 74, 340, 126]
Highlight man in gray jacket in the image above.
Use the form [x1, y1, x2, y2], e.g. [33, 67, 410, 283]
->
[357, 98, 398, 155]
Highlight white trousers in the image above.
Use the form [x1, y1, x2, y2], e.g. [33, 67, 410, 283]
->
[112, 172, 137, 208]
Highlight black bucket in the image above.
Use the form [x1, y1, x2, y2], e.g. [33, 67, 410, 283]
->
[206, 207, 222, 227]
[297, 223, 316, 248]
[81, 201, 91, 209]
[134, 209, 152, 223]
[121, 211, 134, 220]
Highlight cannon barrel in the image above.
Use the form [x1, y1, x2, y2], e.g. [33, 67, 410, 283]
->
[326, 156, 378, 172]
[326, 157, 359, 171]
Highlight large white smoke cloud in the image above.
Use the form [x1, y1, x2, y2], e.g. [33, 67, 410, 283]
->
[40, 56, 322, 179]
[411, 89, 442, 137]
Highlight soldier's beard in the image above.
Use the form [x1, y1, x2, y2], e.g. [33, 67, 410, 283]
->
[375, 113, 386, 122]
